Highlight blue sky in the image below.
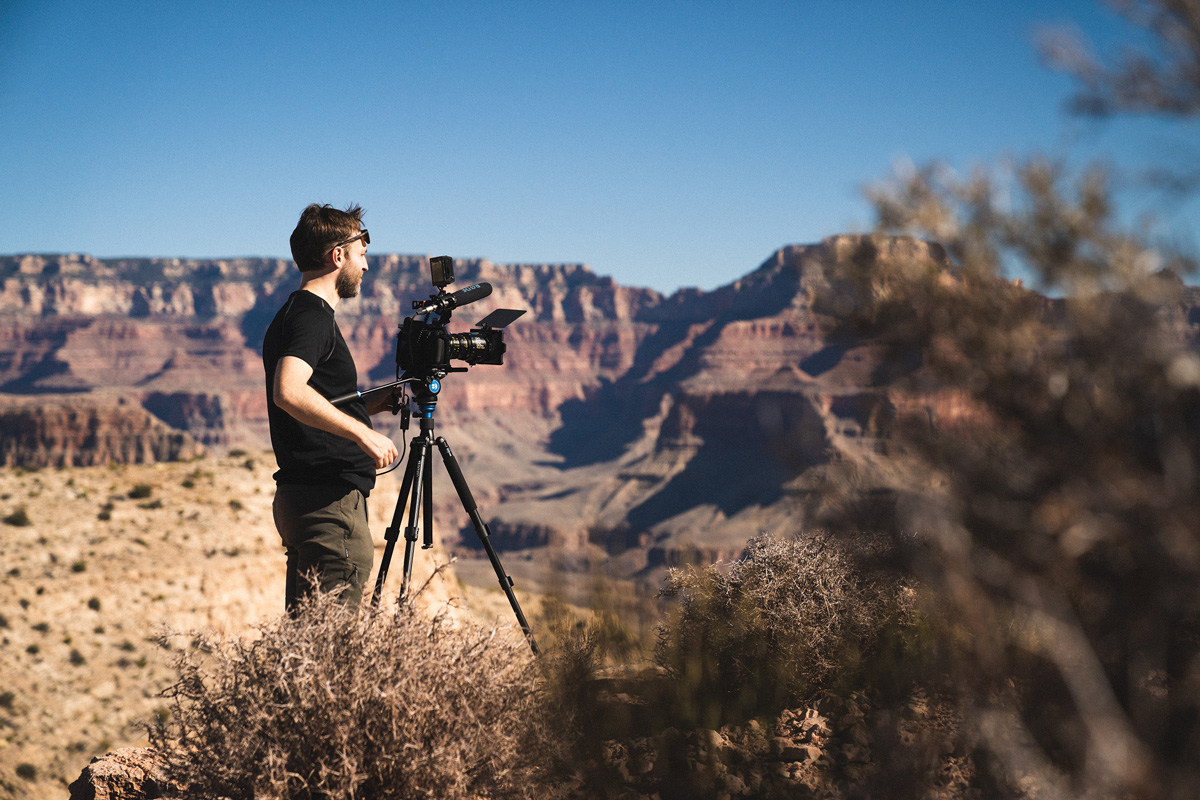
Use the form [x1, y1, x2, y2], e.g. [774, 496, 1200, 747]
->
[1, 1, 1195, 292]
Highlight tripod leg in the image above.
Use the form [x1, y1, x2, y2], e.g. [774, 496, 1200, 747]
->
[372, 439, 422, 607]
[422, 443, 434, 550]
[435, 436, 538, 654]
[399, 435, 431, 600]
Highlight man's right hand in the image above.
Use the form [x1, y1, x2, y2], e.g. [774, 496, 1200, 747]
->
[357, 427, 399, 470]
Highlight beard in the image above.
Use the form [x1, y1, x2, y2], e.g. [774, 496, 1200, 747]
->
[335, 267, 361, 299]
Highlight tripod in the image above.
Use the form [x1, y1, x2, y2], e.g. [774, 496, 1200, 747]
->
[371, 379, 538, 654]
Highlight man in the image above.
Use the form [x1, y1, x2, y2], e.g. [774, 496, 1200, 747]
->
[263, 203, 399, 611]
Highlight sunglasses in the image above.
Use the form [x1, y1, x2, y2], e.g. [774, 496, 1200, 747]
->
[330, 229, 370, 251]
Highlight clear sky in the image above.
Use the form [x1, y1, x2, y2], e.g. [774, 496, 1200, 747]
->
[1, 0, 1195, 293]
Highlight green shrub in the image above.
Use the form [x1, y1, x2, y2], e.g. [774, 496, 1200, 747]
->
[150, 591, 553, 799]
[128, 484, 153, 500]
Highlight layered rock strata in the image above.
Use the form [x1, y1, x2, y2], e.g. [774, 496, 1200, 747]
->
[0, 238, 944, 570]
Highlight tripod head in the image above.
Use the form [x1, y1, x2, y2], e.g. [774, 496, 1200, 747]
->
[407, 375, 441, 422]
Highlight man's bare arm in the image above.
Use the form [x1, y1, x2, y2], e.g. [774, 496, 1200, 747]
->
[273, 355, 399, 468]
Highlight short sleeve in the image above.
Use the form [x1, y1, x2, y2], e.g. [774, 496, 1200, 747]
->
[279, 303, 334, 369]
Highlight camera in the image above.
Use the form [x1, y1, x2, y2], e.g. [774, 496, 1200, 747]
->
[396, 256, 525, 378]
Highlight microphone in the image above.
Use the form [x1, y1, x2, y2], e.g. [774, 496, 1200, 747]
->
[412, 282, 493, 314]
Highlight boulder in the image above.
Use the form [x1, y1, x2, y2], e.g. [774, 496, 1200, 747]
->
[67, 747, 181, 800]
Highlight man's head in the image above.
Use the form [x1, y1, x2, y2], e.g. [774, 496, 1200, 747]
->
[289, 203, 367, 273]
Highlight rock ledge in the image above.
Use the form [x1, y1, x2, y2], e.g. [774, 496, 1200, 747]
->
[67, 747, 181, 800]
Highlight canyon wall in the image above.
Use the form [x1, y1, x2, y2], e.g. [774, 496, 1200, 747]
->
[0, 238, 981, 568]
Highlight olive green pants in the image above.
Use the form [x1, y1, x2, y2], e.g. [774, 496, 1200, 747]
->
[273, 483, 373, 612]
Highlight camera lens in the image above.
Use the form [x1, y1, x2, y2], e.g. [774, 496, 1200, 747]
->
[446, 331, 502, 364]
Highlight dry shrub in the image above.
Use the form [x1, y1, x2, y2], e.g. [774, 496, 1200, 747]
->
[536, 594, 644, 697]
[532, 598, 606, 739]
[817, 162, 1200, 796]
[529, 590, 662, 773]
[149, 588, 553, 800]
[810, 15, 1200, 787]
[653, 532, 918, 728]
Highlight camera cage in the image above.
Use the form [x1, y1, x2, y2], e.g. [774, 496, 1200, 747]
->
[396, 259, 525, 379]
[327, 256, 525, 409]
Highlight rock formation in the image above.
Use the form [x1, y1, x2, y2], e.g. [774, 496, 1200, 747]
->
[0, 394, 204, 467]
[0, 238, 974, 573]
[67, 748, 180, 800]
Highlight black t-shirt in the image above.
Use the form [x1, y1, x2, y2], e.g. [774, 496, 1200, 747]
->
[262, 290, 375, 494]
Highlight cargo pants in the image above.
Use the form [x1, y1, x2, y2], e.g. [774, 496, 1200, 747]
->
[272, 483, 374, 612]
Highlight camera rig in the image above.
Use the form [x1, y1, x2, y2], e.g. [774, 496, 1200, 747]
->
[399, 254, 524, 380]
[330, 256, 536, 652]
[396, 291, 524, 378]
[333, 255, 525, 407]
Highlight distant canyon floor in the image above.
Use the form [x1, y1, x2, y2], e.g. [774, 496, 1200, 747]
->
[0, 455, 624, 800]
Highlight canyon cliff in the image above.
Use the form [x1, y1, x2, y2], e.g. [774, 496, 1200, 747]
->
[0, 238, 998, 574]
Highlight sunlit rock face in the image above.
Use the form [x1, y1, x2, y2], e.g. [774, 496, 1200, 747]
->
[0, 238, 1005, 566]
[0, 395, 204, 467]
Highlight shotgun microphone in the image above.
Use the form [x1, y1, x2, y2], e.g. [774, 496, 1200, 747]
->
[412, 282, 492, 315]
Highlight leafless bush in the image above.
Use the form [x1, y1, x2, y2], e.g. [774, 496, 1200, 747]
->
[653, 533, 920, 728]
[810, 8, 1200, 794]
[817, 136, 1200, 798]
[1039, 0, 1200, 118]
[528, 588, 664, 768]
[149, 589, 554, 800]
[535, 593, 644, 696]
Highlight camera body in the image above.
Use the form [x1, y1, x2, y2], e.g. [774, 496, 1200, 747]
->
[396, 316, 507, 372]
[395, 257, 524, 378]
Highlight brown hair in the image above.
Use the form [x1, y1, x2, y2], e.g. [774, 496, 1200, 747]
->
[289, 203, 365, 272]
